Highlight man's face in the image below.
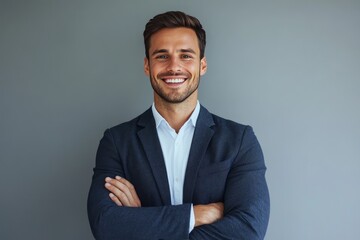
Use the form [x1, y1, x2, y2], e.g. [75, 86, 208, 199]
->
[144, 27, 207, 104]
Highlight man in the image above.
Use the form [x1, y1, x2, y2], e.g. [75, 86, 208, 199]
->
[88, 11, 270, 240]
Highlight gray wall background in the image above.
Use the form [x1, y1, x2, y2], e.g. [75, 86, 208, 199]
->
[1, 0, 359, 239]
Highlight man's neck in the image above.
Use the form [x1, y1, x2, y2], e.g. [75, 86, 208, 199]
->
[154, 98, 197, 133]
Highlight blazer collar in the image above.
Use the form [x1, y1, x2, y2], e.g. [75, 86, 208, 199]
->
[136, 105, 215, 205]
[137, 108, 171, 205]
[183, 106, 215, 203]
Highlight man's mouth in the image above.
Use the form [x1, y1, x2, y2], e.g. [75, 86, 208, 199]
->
[163, 78, 186, 84]
[158, 72, 189, 85]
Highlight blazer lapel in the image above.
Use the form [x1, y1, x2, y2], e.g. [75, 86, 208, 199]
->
[137, 108, 171, 205]
[183, 106, 215, 203]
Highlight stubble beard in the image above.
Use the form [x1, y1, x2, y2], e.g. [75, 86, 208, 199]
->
[149, 71, 200, 104]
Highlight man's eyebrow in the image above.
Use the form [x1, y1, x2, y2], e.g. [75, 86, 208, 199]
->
[151, 48, 197, 56]
[178, 48, 196, 54]
[151, 49, 168, 56]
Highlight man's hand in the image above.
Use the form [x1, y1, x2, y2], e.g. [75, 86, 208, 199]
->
[193, 202, 224, 227]
[105, 176, 141, 207]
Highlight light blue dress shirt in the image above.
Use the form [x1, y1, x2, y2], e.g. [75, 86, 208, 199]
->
[151, 101, 200, 233]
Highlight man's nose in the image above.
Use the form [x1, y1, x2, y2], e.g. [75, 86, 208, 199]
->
[166, 57, 181, 72]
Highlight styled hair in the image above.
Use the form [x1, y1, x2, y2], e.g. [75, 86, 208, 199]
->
[143, 11, 206, 59]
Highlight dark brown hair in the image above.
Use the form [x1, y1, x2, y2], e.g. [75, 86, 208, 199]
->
[143, 11, 206, 59]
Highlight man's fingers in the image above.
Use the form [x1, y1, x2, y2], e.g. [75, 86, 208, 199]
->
[109, 193, 122, 206]
[115, 176, 141, 206]
[105, 177, 141, 207]
[105, 182, 131, 206]
[105, 177, 133, 202]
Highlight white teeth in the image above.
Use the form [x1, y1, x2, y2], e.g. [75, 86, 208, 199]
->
[165, 78, 185, 83]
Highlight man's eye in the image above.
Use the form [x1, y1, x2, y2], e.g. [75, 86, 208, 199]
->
[156, 55, 168, 59]
[182, 54, 192, 59]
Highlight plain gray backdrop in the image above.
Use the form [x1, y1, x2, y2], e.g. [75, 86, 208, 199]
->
[1, 0, 359, 239]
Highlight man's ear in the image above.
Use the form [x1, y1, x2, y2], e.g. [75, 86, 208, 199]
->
[200, 57, 207, 76]
[144, 57, 150, 76]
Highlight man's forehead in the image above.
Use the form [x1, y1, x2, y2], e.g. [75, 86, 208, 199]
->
[149, 28, 199, 53]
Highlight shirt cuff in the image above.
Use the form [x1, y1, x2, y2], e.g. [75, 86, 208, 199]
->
[189, 204, 195, 233]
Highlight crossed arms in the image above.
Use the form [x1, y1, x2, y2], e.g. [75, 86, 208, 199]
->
[87, 125, 270, 239]
[104, 176, 224, 227]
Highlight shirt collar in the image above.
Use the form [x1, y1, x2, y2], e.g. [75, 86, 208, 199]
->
[152, 101, 200, 129]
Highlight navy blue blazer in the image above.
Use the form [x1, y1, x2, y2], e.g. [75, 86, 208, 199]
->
[88, 105, 270, 240]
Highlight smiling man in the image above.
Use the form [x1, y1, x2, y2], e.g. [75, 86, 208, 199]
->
[146, 27, 206, 106]
[88, 11, 270, 240]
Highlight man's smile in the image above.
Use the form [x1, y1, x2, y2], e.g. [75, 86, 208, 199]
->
[162, 78, 187, 84]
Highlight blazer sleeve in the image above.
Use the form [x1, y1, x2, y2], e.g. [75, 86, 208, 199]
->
[189, 126, 270, 240]
[87, 129, 191, 240]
